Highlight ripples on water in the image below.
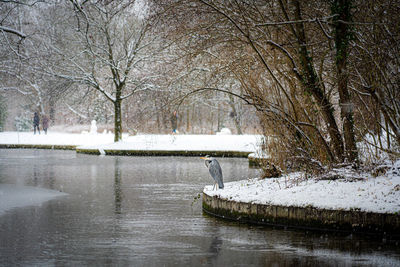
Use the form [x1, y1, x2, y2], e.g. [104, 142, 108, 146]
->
[0, 149, 399, 266]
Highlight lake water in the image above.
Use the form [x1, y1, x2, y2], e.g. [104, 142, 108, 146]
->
[0, 149, 399, 266]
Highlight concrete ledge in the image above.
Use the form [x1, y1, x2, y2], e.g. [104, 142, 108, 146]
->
[0, 144, 76, 150]
[76, 148, 251, 158]
[203, 192, 400, 236]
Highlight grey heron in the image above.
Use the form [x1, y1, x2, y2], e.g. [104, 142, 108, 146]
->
[200, 156, 224, 190]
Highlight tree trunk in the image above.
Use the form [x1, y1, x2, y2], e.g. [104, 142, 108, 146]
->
[228, 94, 242, 134]
[186, 107, 190, 133]
[114, 98, 122, 142]
[155, 99, 161, 132]
[293, 0, 344, 162]
[217, 103, 222, 132]
[333, 0, 358, 163]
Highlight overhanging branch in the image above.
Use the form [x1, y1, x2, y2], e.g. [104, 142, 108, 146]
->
[0, 25, 26, 39]
[173, 87, 252, 109]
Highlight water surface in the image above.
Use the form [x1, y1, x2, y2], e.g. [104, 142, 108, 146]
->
[0, 149, 399, 266]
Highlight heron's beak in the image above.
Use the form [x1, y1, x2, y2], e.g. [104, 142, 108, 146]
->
[200, 156, 209, 160]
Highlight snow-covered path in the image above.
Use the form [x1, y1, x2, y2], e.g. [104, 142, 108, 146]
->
[0, 131, 115, 146]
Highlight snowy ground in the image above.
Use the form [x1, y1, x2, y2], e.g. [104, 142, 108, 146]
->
[0, 131, 263, 152]
[0, 131, 115, 146]
[0, 184, 67, 215]
[204, 163, 400, 214]
[78, 134, 263, 152]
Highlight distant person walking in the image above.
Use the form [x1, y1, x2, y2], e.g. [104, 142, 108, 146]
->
[33, 112, 40, 134]
[171, 110, 178, 134]
[42, 114, 49, 135]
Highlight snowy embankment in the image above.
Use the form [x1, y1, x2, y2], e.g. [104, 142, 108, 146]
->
[78, 134, 262, 152]
[0, 184, 67, 215]
[0, 131, 114, 146]
[0, 131, 263, 153]
[204, 163, 400, 214]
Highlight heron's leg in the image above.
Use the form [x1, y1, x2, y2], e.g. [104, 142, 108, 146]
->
[213, 183, 216, 190]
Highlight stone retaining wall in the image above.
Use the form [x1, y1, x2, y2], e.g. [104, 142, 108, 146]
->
[0, 144, 76, 150]
[203, 192, 400, 236]
[76, 148, 251, 158]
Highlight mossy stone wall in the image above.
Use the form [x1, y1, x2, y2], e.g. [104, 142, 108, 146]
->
[203, 192, 400, 236]
[76, 149, 251, 158]
[0, 144, 76, 150]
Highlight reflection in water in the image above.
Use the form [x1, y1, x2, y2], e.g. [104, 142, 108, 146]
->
[207, 234, 223, 265]
[114, 157, 122, 214]
[33, 163, 39, 186]
[48, 168, 55, 190]
[0, 149, 399, 266]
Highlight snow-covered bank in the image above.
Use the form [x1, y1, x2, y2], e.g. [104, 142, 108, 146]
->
[0, 131, 263, 153]
[204, 164, 400, 214]
[0, 131, 114, 146]
[0, 184, 67, 215]
[77, 134, 263, 152]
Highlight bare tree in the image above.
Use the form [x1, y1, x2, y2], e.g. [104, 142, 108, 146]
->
[47, 0, 159, 141]
[332, 0, 358, 162]
[161, 0, 398, 170]
[351, 0, 400, 157]
[0, 0, 66, 127]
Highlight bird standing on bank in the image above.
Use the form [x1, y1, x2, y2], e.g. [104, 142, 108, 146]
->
[200, 156, 224, 190]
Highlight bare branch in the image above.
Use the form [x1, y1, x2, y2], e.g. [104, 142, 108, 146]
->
[0, 25, 26, 38]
